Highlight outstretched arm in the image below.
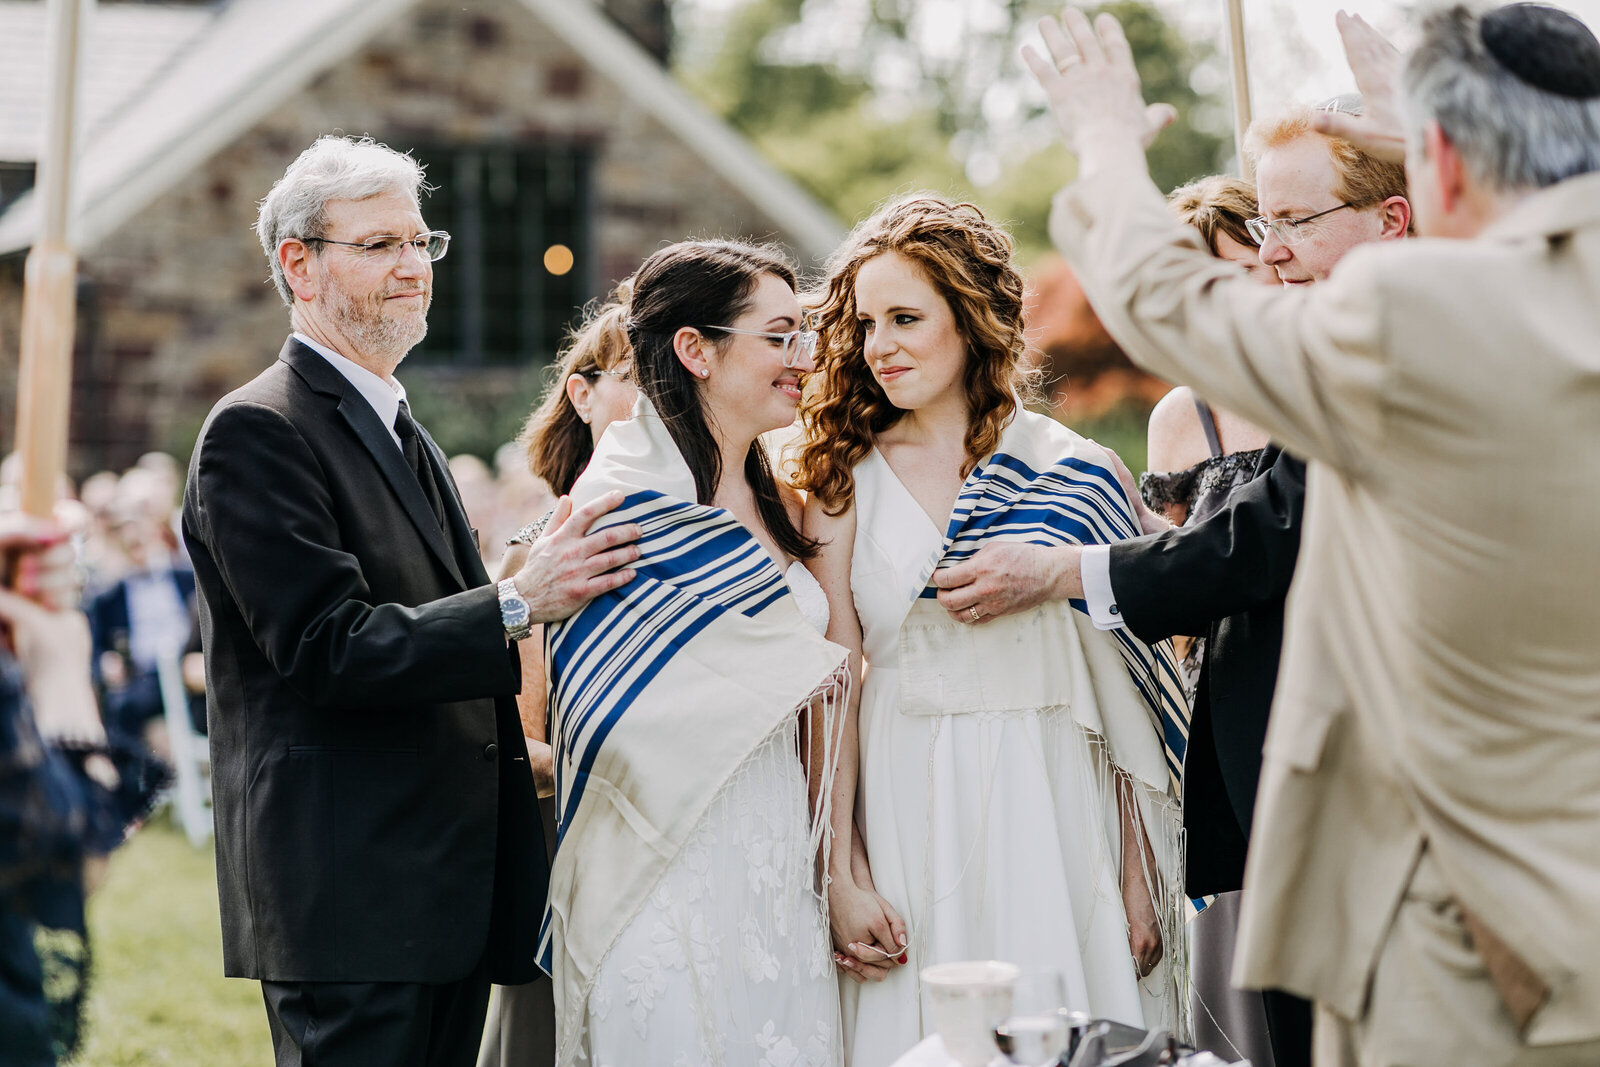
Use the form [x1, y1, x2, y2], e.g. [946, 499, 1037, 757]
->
[1027, 10, 1393, 477]
[186, 402, 640, 709]
[1109, 450, 1306, 645]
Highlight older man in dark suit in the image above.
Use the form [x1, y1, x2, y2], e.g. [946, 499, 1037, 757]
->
[183, 135, 639, 1067]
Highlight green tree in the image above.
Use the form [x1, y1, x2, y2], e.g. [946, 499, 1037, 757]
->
[673, 0, 1229, 258]
[1095, 0, 1229, 193]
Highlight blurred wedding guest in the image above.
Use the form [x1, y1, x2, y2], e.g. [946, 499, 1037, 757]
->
[797, 195, 1185, 1064]
[88, 502, 203, 760]
[478, 285, 634, 1067]
[490, 442, 555, 554]
[1031, 5, 1600, 1063]
[74, 470, 122, 592]
[1, 512, 166, 1066]
[131, 452, 184, 555]
[183, 134, 637, 1067]
[1141, 176, 1278, 710]
[539, 242, 844, 1064]
[1142, 176, 1273, 529]
[447, 453, 499, 566]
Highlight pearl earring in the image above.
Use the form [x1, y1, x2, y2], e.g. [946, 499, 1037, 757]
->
[700, 369, 709, 378]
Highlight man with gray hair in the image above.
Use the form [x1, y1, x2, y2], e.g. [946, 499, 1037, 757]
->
[1025, 3, 1600, 1065]
[183, 135, 639, 1066]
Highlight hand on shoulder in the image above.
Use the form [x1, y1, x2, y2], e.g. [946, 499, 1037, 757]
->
[511, 492, 642, 623]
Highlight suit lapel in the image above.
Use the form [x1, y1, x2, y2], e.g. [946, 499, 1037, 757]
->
[281, 340, 467, 589]
[1252, 442, 1283, 479]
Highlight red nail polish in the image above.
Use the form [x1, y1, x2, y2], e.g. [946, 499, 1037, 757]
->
[897, 952, 908, 964]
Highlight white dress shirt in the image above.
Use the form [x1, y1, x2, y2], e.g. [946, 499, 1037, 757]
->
[293, 332, 407, 451]
[124, 563, 193, 669]
[1079, 544, 1126, 631]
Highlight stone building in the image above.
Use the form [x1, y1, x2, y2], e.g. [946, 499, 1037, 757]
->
[0, 0, 841, 472]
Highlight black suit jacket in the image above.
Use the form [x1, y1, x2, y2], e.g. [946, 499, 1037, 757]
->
[182, 338, 545, 984]
[1108, 445, 1305, 897]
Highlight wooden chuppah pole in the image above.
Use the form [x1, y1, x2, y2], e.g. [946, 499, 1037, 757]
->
[15, 0, 87, 518]
[1224, 0, 1255, 181]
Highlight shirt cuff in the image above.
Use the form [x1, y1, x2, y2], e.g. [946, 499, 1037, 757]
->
[1080, 545, 1126, 631]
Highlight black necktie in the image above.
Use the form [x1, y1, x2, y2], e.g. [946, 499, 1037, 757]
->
[394, 399, 446, 529]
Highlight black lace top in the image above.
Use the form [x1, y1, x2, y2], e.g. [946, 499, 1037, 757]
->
[1139, 444, 1267, 700]
[1139, 448, 1266, 529]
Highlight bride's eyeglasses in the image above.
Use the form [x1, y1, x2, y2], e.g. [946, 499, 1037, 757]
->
[699, 326, 819, 368]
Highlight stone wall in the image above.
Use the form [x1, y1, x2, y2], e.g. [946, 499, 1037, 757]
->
[0, 0, 801, 474]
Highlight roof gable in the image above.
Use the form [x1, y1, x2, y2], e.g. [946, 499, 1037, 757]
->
[0, 1, 214, 163]
[0, 0, 841, 261]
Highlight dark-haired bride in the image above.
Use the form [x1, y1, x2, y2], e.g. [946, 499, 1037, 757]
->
[538, 240, 846, 1066]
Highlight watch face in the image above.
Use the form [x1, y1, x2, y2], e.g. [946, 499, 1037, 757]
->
[502, 597, 530, 626]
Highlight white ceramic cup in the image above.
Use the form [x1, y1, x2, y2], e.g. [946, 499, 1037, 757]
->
[921, 960, 1020, 1067]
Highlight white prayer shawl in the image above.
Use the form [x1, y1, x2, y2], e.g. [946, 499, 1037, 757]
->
[890, 407, 1189, 1032]
[537, 400, 848, 1064]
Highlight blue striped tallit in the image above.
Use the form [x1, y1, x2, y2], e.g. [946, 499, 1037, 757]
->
[534, 402, 847, 1060]
[921, 409, 1190, 789]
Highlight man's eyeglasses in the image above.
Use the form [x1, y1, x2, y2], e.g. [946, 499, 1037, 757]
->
[303, 231, 452, 263]
[1246, 204, 1364, 247]
[699, 326, 819, 368]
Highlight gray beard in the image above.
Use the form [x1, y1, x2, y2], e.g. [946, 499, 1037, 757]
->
[326, 281, 430, 364]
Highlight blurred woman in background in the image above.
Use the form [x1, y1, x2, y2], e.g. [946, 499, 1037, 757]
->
[478, 285, 635, 1067]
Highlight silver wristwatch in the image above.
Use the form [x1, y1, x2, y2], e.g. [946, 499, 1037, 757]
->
[498, 578, 533, 642]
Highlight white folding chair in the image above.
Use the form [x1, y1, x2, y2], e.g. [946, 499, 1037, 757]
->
[156, 652, 212, 846]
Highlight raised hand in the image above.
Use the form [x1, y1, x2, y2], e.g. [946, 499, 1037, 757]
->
[511, 491, 641, 624]
[1020, 8, 1177, 176]
[1312, 12, 1407, 163]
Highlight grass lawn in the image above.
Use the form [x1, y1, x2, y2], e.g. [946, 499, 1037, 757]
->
[78, 813, 273, 1065]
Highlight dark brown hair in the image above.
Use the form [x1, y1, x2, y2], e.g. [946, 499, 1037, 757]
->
[626, 240, 818, 561]
[518, 280, 634, 496]
[795, 195, 1034, 514]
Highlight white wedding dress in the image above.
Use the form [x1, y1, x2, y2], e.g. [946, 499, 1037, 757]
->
[841, 451, 1159, 1066]
[580, 562, 841, 1067]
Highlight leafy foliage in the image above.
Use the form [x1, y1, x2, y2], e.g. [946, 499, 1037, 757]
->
[674, 0, 1230, 259]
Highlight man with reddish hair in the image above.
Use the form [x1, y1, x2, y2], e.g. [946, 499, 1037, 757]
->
[1030, 4, 1600, 1064]
[1246, 99, 1412, 284]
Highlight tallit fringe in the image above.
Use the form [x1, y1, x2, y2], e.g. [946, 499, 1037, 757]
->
[905, 707, 1187, 1041]
[558, 662, 851, 1067]
[804, 660, 853, 911]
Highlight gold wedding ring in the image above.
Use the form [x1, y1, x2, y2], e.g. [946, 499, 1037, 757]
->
[968, 606, 981, 622]
[1057, 54, 1084, 72]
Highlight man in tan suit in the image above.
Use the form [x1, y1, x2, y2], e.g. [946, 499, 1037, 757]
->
[1022, 4, 1600, 1065]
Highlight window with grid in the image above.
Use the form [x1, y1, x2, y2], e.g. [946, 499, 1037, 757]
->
[408, 143, 592, 367]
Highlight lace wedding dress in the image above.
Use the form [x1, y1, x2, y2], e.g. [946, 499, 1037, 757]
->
[579, 562, 841, 1067]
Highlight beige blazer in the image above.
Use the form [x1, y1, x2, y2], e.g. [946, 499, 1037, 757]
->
[1051, 166, 1600, 1045]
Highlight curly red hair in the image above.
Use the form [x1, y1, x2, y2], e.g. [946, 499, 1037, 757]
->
[795, 195, 1035, 513]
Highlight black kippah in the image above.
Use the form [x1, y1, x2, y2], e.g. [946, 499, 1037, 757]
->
[1481, 3, 1600, 99]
